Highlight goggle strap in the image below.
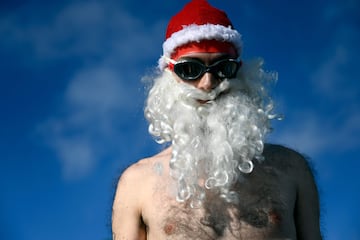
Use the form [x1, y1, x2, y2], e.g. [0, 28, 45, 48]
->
[165, 57, 176, 70]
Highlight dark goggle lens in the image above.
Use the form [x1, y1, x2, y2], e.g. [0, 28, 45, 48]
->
[174, 61, 203, 80]
[173, 59, 240, 81]
[215, 60, 239, 78]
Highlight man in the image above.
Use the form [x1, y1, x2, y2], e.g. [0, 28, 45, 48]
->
[112, 0, 322, 239]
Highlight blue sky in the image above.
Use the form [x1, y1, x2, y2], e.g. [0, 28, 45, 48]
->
[0, 0, 359, 239]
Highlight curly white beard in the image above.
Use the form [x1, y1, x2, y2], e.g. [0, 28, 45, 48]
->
[144, 59, 277, 208]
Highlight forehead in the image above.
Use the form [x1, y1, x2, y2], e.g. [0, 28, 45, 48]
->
[177, 52, 236, 63]
[171, 40, 238, 61]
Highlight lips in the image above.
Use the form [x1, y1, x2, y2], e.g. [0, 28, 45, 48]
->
[197, 99, 212, 104]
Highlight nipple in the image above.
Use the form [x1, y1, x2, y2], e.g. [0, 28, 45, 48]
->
[268, 209, 282, 224]
[163, 223, 176, 235]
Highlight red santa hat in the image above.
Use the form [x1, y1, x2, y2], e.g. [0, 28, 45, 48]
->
[159, 0, 242, 70]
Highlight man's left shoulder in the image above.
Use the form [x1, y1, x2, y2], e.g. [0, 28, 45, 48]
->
[262, 143, 312, 173]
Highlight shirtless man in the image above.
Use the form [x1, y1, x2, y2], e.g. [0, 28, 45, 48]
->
[112, 0, 322, 239]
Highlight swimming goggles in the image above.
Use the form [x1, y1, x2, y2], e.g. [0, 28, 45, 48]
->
[168, 58, 241, 81]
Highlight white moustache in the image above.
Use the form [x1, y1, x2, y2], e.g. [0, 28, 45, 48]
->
[178, 79, 231, 102]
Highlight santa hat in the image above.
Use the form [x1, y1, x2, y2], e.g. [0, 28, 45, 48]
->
[159, 0, 242, 70]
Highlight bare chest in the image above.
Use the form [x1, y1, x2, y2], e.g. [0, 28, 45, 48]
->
[143, 164, 297, 240]
[154, 201, 293, 240]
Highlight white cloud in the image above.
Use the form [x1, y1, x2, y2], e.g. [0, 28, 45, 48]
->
[66, 67, 131, 116]
[272, 26, 360, 155]
[270, 108, 360, 159]
[37, 66, 136, 180]
[22, 0, 166, 180]
[312, 46, 350, 98]
[53, 136, 96, 180]
[0, 0, 164, 63]
[311, 29, 359, 102]
[322, 0, 359, 22]
[276, 7, 360, 159]
[311, 1, 360, 102]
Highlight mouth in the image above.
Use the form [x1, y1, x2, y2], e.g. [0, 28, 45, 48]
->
[197, 99, 212, 104]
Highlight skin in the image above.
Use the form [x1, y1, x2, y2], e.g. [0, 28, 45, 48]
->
[112, 52, 322, 240]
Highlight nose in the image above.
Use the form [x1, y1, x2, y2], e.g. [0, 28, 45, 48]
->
[196, 72, 218, 92]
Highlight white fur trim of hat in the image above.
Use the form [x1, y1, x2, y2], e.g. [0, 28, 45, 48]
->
[158, 24, 242, 70]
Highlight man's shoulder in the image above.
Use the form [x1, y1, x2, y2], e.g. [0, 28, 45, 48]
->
[118, 157, 153, 185]
[263, 143, 312, 173]
[264, 143, 305, 157]
[113, 147, 172, 210]
[118, 147, 172, 184]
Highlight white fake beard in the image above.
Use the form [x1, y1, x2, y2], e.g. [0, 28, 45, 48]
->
[145, 60, 275, 208]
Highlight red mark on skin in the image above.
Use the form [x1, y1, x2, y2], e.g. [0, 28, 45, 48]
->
[268, 210, 282, 224]
[164, 223, 176, 235]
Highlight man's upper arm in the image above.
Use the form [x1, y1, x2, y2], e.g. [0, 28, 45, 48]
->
[293, 153, 322, 239]
[112, 165, 146, 240]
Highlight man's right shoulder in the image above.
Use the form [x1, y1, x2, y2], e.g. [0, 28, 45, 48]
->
[118, 158, 151, 187]
[118, 147, 172, 186]
[113, 158, 154, 213]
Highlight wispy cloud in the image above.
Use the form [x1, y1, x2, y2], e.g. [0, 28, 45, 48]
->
[271, 3, 360, 159]
[0, 0, 166, 180]
[322, 0, 359, 23]
[270, 109, 360, 158]
[0, 0, 164, 63]
[37, 66, 137, 180]
[311, 27, 359, 102]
